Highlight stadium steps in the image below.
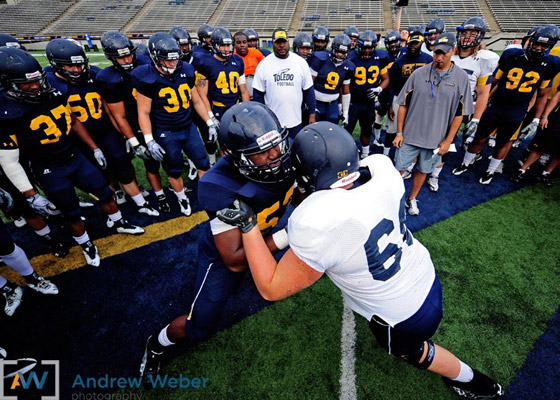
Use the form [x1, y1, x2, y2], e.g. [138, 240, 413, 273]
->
[38, 0, 82, 35]
[208, 0, 227, 27]
[478, 0, 501, 34]
[289, 0, 307, 35]
[122, 0, 154, 33]
[383, 0, 393, 32]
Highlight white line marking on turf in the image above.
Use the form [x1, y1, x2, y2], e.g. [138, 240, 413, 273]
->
[340, 303, 357, 400]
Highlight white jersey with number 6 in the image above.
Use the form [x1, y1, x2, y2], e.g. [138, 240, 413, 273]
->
[288, 155, 435, 326]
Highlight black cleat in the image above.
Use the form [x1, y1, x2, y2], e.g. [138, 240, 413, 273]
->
[139, 335, 164, 388]
[157, 194, 171, 213]
[43, 234, 68, 258]
[479, 172, 494, 185]
[452, 164, 469, 176]
[510, 169, 525, 183]
[442, 369, 504, 399]
[538, 173, 553, 187]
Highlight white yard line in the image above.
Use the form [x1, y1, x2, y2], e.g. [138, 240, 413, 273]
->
[340, 303, 357, 400]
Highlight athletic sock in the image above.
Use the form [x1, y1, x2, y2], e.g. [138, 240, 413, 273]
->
[431, 165, 443, 178]
[154, 189, 165, 197]
[1, 245, 33, 276]
[108, 211, 123, 222]
[452, 360, 475, 383]
[487, 157, 502, 174]
[463, 151, 477, 166]
[34, 225, 50, 237]
[174, 190, 187, 201]
[73, 232, 90, 245]
[131, 193, 146, 207]
[383, 146, 391, 156]
[157, 325, 175, 348]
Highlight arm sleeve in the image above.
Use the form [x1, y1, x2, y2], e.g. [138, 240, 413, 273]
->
[303, 87, 316, 114]
[253, 88, 265, 104]
[0, 149, 33, 192]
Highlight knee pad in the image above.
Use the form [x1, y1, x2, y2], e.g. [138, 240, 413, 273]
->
[166, 165, 183, 179]
[143, 158, 161, 175]
[401, 339, 435, 370]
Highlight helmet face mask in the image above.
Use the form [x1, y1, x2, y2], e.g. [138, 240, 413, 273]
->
[312, 26, 330, 52]
[101, 31, 137, 73]
[219, 102, 292, 184]
[211, 28, 233, 59]
[169, 26, 192, 60]
[525, 26, 557, 60]
[456, 17, 487, 50]
[148, 33, 183, 76]
[0, 48, 54, 103]
[330, 34, 352, 64]
[384, 31, 401, 58]
[425, 19, 445, 46]
[46, 39, 90, 85]
[357, 30, 378, 60]
[293, 32, 313, 59]
[244, 28, 259, 48]
[198, 24, 213, 50]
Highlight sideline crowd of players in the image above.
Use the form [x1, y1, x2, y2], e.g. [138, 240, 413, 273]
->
[1, 16, 559, 398]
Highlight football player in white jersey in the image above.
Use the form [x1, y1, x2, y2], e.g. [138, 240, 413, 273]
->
[426, 17, 499, 192]
[218, 122, 504, 400]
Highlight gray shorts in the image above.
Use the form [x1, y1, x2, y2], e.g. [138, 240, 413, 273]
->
[395, 143, 442, 173]
[384, 95, 400, 134]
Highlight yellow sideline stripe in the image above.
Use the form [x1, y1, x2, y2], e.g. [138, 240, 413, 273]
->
[0, 211, 209, 285]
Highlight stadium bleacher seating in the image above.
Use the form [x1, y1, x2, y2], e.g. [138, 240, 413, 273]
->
[298, 0, 383, 33]
[0, 0, 75, 36]
[43, 0, 147, 35]
[126, 0, 219, 34]
[391, 0, 482, 32]
[213, 0, 298, 34]
[485, 0, 560, 33]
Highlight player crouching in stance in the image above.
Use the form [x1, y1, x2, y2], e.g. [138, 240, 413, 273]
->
[139, 102, 294, 386]
[217, 122, 504, 399]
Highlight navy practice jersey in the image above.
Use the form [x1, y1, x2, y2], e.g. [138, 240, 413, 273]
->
[191, 54, 245, 109]
[388, 51, 433, 96]
[348, 49, 390, 100]
[193, 45, 213, 58]
[95, 54, 152, 133]
[0, 75, 74, 162]
[492, 48, 559, 106]
[131, 62, 197, 131]
[259, 48, 271, 57]
[308, 51, 356, 96]
[198, 155, 295, 256]
[49, 66, 113, 136]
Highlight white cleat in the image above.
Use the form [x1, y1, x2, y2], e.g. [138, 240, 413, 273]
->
[179, 198, 192, 216]
[82, 241, 101, 267]
[4, 287, 23, 316]
[138, 204, 160, 217]
[26, 277, 59, 295]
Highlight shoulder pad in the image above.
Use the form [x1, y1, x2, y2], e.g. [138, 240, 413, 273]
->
[0, 93, 27, 119]
[137, 54, 152, 66]
[46, 72, 69, 96]
[131, 64, 157, 84]
[96, 66, 123, 85]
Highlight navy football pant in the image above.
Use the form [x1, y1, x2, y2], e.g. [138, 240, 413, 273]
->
[346, 99, 376, 138]
[316, 100, 339, 124]
[32, 151, 113, 217]
[94, 128, 134, 185]
[475, 102, 526, 147]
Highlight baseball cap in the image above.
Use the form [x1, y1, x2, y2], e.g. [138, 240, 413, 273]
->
[407, 33, 423, 43]
[272, 29, 288, 42]
[433, 32, 457, 53]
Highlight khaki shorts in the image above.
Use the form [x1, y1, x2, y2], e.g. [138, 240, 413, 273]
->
[384, 95, 400, 134]
[395, 143, 442, 174]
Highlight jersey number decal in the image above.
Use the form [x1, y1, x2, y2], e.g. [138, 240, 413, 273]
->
[324, 71, 340, 90]
[257, 185, 294, 235]
[159, 84, 192, 113]
[68, 92, 103, 122]
[505, 68, 540, 93]
[363, 198, 411, 281]
[30, 104, 72, 144]
[354, 66, 380, 85]
[215, 71, 240, 95]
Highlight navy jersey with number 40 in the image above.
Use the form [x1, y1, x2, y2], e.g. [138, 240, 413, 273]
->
[191, 53, 245, 109]
[308, 51, 356, 96]
[131, 61, 197, 131]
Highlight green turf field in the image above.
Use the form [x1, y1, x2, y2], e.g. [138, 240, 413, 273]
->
[118, 183, 559, 399]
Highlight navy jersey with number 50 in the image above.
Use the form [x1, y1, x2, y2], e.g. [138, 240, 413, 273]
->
[348, 50, 390, 100]
[191, 53, 245, 109]
[131, 62, 196, 130]
[493, 48, 559, 106]
[308, 51, 356, 96]
[0, 74, 74, 163]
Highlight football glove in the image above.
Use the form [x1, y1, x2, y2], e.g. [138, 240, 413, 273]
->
[211, 116, 220, 129]
[367, 87, 382, 100]
[147, 141, 166, 162]
[216, 199, 257, 234]
[208, 125, 218, 143]
[519, 118, 539, 141]
[0, 188, 14, 212]
[93, 148, 107, 169]
[27, 193, 60, 217]
[463, 118, 479, 139]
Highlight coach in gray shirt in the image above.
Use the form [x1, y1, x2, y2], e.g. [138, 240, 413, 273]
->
[393, 33, 473, 216]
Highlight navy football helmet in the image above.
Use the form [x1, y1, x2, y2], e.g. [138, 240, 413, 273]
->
[344, 26, 360, 39]
[526, 26, 557, 60]
[292, 122, 360, 194]
[357, 30, 378, 59]
[330, 34, 352, 64]
[135, 42, 150, 57]
[211, 27, 233, 59]
[244, 28, 259, 48]
[425, 18, 445, 46]
[101, 31, 137, 73]
[169, 26, 192, 59]
[0, 34, 22, 50]
[46, 38, 89, 85]
[312, 26, 330, 51]
[456, 17, 487, 49]
[0, 47, 53, 103]
[293, 32, 313, 59]
[544, 24, 560, 41]
[197, 23, 213, 49]
[148, 32, 182, 75]
[219, 102, 291, 183]
[384, 30, 401, 58]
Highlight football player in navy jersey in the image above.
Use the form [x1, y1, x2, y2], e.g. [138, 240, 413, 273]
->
[96, 31, 172, 213]
[244, 28, 271, 57]
[193, 24, 213, 57]
[169, 26, 193, 64]
[344, 26, 360, 51]
[309, 33, 356, 124]
[453, 26, 560, 184]
[293, 32, 313, 60]
[347, 30, 390, 157]
[46, 39, 159, 219]
[132, 33, 217, 216]
[0, 47, 144, 268]
[384, 33, 432, 158]
[312, 26, 330, 52]
[139, 102, 294, 386]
